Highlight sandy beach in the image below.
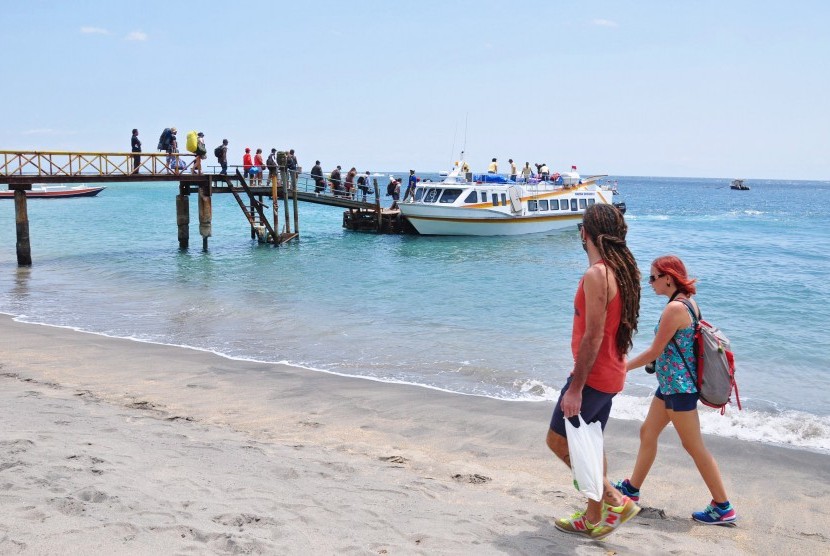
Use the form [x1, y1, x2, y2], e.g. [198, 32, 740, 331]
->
[0, 314, 827, 555]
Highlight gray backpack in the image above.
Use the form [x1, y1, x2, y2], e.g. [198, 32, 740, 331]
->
[672, 299, 742, 414]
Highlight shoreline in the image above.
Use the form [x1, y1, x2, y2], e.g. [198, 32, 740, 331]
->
[4, 313, 828, 456]
[1, 314, 828, 554]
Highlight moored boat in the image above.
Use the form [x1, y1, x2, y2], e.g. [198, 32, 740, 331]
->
[0, 184, 106, 199]
[398, 165, 623, 236]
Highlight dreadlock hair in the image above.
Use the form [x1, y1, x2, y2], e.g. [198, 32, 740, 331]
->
[582, 203, 641, 356]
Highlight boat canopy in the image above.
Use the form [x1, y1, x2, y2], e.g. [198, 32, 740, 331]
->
[472, 174, 510, 184]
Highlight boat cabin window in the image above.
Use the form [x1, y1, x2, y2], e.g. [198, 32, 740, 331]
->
[549, 199, 559, 210]
[500, 193, 507, 206]
[439, 189, 463, 203]
[414, 188, 425, 201]
[539, 200, 549, 211]
[579, 199, 587, 209]
[423, 188, 441, 203]
[587, 199, 595, 206]
[492, 194, 499, 207]
[570, 199, 578, 211]
[464, 191, 478, 204]
[528, 200, 538, 212]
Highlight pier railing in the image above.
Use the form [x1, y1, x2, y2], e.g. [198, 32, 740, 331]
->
[0, 150, 196, 178]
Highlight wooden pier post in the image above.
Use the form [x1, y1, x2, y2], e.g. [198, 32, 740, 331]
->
[176, 191, 189, 250]
[271, 175, 279, 243]
[14, 189, 32, 266]
[374, 179, 382, 231]
[282, 175, 291, 235]
[292, 180, 299, 235]
[198, 184, 212, 251]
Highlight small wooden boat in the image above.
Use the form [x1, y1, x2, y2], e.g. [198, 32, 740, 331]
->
[0, 185, 106, 199]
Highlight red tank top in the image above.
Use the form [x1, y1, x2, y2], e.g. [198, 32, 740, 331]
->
[571, 264, 626, 393]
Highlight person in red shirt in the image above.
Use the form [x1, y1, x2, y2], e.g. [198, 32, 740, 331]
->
[253, 148, 265, 186]
[546, 204, 642, 540]
[242, 148, 253, 179]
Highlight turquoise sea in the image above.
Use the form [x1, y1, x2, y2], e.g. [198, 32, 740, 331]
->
[1, 175, 828, 453]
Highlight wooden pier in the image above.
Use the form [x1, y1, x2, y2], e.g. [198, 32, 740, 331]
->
[0, 150, 410, 266]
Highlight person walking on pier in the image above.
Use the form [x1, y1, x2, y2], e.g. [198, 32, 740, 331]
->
[166, 129, 180, 174]
[311, 160, 325, 194]
[243, 148, 253, 179]
[217, 139, 229, 175]
[266, 149, 279, 186]
[357, 170, 371, 201]
[130, 129, 141, 174]
[254, 149, 265, 186]
[403, 169, 418, 202]
[330, 165, 343, 196]
[193, 132, 206, 175]
[345, 167, 357, 199]
[287, 149, 299, 191]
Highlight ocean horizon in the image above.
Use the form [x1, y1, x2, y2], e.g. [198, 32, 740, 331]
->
[1, 174, 828, 454]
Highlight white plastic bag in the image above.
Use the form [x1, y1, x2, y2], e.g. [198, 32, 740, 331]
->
[565, 415, 604, 501]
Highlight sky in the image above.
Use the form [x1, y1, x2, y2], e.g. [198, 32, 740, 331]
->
[1, 0, 828, 180]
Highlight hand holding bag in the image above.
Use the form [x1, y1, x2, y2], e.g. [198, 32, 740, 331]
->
[564, 415, 604, 501]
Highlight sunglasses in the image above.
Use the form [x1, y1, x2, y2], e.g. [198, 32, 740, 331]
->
[648, 273, 665, 283]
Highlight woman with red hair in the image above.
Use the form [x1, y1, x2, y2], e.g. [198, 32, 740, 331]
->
[617, 255, 737, 526]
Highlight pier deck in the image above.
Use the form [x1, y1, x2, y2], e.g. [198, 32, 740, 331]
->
[1, 150, 406, 266]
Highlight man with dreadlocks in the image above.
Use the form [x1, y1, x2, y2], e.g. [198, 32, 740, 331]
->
[546, 203, 642, 540]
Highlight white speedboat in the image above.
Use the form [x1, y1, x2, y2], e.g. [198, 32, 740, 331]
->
[398, 166, 623, 236]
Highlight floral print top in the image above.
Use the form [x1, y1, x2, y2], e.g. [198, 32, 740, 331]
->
[655, 304, 698, 395]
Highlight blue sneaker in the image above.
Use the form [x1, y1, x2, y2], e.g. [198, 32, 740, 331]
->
[692, 500, 737, 526]
[612, 479, 640, 503]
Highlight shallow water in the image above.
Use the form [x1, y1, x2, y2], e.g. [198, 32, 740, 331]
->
[1, 175, 828, 452]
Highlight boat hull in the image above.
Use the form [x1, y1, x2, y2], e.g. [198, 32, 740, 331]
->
[398, 179, 618, 236]
[0, 186, 105, 199]
[402, 208, 582, 236]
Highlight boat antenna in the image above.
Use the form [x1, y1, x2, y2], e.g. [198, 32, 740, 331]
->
[462, 112, 468, 160]
[449, 123, 457, 167]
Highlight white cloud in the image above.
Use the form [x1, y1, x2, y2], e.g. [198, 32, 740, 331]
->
[592, 19, 619, 28]
[125, 31, 148, 41]
[80, 26, 109, 35]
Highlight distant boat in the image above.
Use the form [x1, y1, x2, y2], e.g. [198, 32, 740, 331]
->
[0, 184, 105, 199]
[730, 179, 750, 190]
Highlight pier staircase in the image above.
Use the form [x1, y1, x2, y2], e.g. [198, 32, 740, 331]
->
[218, 171, 297, 245]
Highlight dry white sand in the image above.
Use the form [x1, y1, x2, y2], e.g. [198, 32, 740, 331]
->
[0, 314, 827, 555]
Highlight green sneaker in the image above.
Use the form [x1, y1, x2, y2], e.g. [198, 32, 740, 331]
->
[554, 510, 597, 537]
[591, 496, 641, 540]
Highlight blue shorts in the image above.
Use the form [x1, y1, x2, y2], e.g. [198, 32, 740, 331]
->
[550, 376, 616, 437]
[655, 388, 699, 412]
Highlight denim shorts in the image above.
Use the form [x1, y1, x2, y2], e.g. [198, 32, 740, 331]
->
[550, 376, 616, 437]
[655, 388, 699, 412]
